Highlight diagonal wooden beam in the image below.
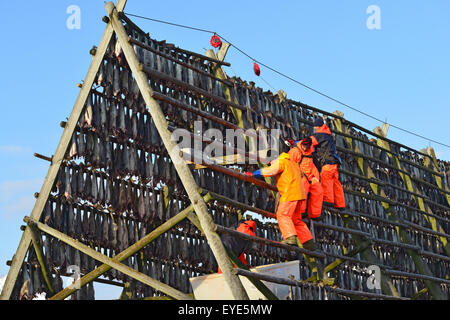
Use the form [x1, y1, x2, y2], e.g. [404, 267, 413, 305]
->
[183, 210, 279, 300]
[372, 125, 446, 299]
[374, 127, 449, 257]
[223, 245, 279, 300]
[421, 147, 450, 206]
[304, 240, 371, 282]
[0, 0, 128, 300]
[106, 2, 249, 300]
[28, 225, 55, 296]
[332, 113, 400, 297]
[25, 217, 193, 300]
[50, 194, 212, 300]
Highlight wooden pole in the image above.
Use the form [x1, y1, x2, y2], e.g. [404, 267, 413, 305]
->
[105, 2, 249, 300]
[0, 0, 128, 300]
[28, 225, 55, 295]
[50, 194, 212, 300]
[25, 217, 193, 300]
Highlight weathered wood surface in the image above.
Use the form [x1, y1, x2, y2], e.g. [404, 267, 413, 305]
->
[3, 4, 449, 301]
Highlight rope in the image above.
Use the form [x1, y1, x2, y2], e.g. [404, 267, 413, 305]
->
[123, 12, 450, 149]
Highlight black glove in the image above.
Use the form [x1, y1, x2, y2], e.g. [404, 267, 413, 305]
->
[311, 215, 324, 222]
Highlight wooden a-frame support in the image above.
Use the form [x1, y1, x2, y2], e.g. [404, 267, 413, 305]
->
[46, 190, 275, 300]
[104, 2, 248, 300]
[4, 0, 443, 301]
[0, 0, 129, 300]
[25, 216, 194, 300]
[1, 0, 253, 300]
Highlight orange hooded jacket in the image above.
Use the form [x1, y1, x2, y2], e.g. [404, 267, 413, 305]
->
[260, 153, 306, 202]
[288, 140, 320, 182]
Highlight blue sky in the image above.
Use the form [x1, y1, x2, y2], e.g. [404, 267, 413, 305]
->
[0, 1, 449, 299]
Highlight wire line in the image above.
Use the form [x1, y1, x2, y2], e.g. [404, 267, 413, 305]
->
[123, 12, 450, 149]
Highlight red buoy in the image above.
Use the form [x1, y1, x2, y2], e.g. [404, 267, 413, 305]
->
[253, 62, 261, 76]
[210, 34, 222, 48]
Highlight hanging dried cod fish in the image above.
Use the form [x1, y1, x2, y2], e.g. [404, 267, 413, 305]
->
[114, 39, 124, 64]
[109, 214, 118, 249]
[121, 67, 129, 97]
[117, 102, 126, 135]
[68, 133, 78, 159]
[118, 180, 127, 213]
[81, 207, 89, 238]
[113, 60, 121, 97]
[75, 204, 82, 236]
[131, 77, 140, 100]
[64, 167, 72, 200]
[137, 186, 146, 221]
[67, 202, 76, 237]
[97, 61, 106, 86]
[43, 201, 53, 226]
[83, 94, 94, 128]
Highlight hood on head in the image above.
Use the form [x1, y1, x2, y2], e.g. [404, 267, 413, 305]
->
[315, 124, 331, 135]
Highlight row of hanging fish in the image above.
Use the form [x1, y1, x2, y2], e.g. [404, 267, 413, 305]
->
[53, 146, 450, 288]
[112, 26, 446, 206]
[22, 22, 448, 300]
[86, 41, 448, 222]
[74, 93, 163, 154]
[193, 168, 276, 213]
[138, 62, 443, 218]
[54, 164, 183, 221]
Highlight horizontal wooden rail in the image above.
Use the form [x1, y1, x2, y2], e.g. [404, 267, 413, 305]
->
[215, 225, 326, 259]
[233, 268, 409, 300]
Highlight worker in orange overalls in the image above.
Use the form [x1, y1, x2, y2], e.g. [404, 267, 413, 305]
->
[310, 117, 345, 209]
[288, 137, 324, 219]
[245, 152, 316, 251]
[218, 220, 257, 273]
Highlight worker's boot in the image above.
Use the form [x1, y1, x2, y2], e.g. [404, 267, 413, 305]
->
[303, 240, 333, 285]
[303, 239, 317, 251]
[281, 236, 300, 261]
[281, 236, 298, 245]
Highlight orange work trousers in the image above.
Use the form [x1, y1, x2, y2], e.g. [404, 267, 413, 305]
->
[300, 177, 324, 218]
[320, 164, 345, 208]
[276, 200, 313, 244]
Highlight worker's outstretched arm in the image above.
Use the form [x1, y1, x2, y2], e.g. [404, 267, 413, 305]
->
[245, 159, 284, 178]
